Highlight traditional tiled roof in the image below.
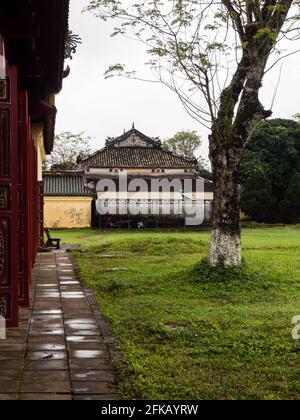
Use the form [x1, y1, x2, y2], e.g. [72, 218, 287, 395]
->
[43, 173, 93, 197]
[81, 128, 196, 169]
[83, 147, 194, 168]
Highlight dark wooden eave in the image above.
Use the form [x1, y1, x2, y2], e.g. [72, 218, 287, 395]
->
[0, 0, 70, 154]
[31, 101, 58, 155]
[0, 0, 69, 94]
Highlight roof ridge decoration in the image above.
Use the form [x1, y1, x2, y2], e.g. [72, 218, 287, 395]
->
[105, 127, 162, 149]
[65, 30, 82, 60]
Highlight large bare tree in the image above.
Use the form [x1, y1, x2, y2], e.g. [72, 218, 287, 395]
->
[86, 0, 300, 266]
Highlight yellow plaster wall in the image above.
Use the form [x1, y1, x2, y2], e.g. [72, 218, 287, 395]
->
[32, 123, 45, 182]
[241, 211, 250, 221]
[44, 197, 93, 228]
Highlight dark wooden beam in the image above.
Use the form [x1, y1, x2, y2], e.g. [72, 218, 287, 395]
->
[0, 0, 39, 38]
[1, 24, 39, 40]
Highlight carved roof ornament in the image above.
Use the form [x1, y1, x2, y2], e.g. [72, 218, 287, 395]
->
[105, 127, 161, 149]
[63, 65, 71, 79]
[64, 30, 82, 60]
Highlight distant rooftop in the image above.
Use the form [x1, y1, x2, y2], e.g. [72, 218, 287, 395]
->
[81, 127, 197, 169]
[43, 172, 93, 197]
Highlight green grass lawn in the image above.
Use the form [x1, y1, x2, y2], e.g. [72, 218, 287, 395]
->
[53, 226, 300, 400]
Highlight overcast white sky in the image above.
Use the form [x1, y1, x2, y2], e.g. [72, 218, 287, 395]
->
[55, 0, 300, 161]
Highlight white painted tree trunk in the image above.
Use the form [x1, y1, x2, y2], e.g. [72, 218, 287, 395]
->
[208, 147, 242, 267]
[208, 229, 242, 266]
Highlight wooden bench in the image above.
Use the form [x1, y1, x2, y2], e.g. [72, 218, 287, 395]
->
[45, 229, 61, 250]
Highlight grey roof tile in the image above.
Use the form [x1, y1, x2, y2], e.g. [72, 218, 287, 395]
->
[43, 175, 93, 197]
[83, 147, 194, 168]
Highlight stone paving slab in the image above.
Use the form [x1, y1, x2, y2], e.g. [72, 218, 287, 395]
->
[0, 252, 120, 400]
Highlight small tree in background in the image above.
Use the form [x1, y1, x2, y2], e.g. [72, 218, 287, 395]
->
[163, 130, 201, 158]
[163, 130, 212, 179]
[46, 132, 92, 171]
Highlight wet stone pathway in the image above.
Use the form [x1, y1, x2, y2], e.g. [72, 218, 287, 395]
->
[0, 252, 120, 400]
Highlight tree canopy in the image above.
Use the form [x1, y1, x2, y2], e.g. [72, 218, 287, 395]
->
[163, 130, 212, 179]
[163, 130, 201, 158]
[47, 132, 92, 171]
[240, 118, 300, 223]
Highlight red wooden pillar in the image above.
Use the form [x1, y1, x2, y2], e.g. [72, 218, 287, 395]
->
[28, 136, 34, 269]
[0, 66, 20, 327]
[33, 147, 38, 259]
[29, 138, 38, 265]
[18, 91, 31, 306]
[38, 182, 44, 249]
[29, 138, 35, 267]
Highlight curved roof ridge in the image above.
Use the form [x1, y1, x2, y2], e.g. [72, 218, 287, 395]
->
[106, 127, 161, 148]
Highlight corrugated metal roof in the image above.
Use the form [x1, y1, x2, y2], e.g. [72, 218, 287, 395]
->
[43, 175, 93, 197]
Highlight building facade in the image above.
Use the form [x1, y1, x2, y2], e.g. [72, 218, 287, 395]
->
[43, 128, 214, 229]
[0, 1, 69, 327]
[81, 127, 214, 228]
